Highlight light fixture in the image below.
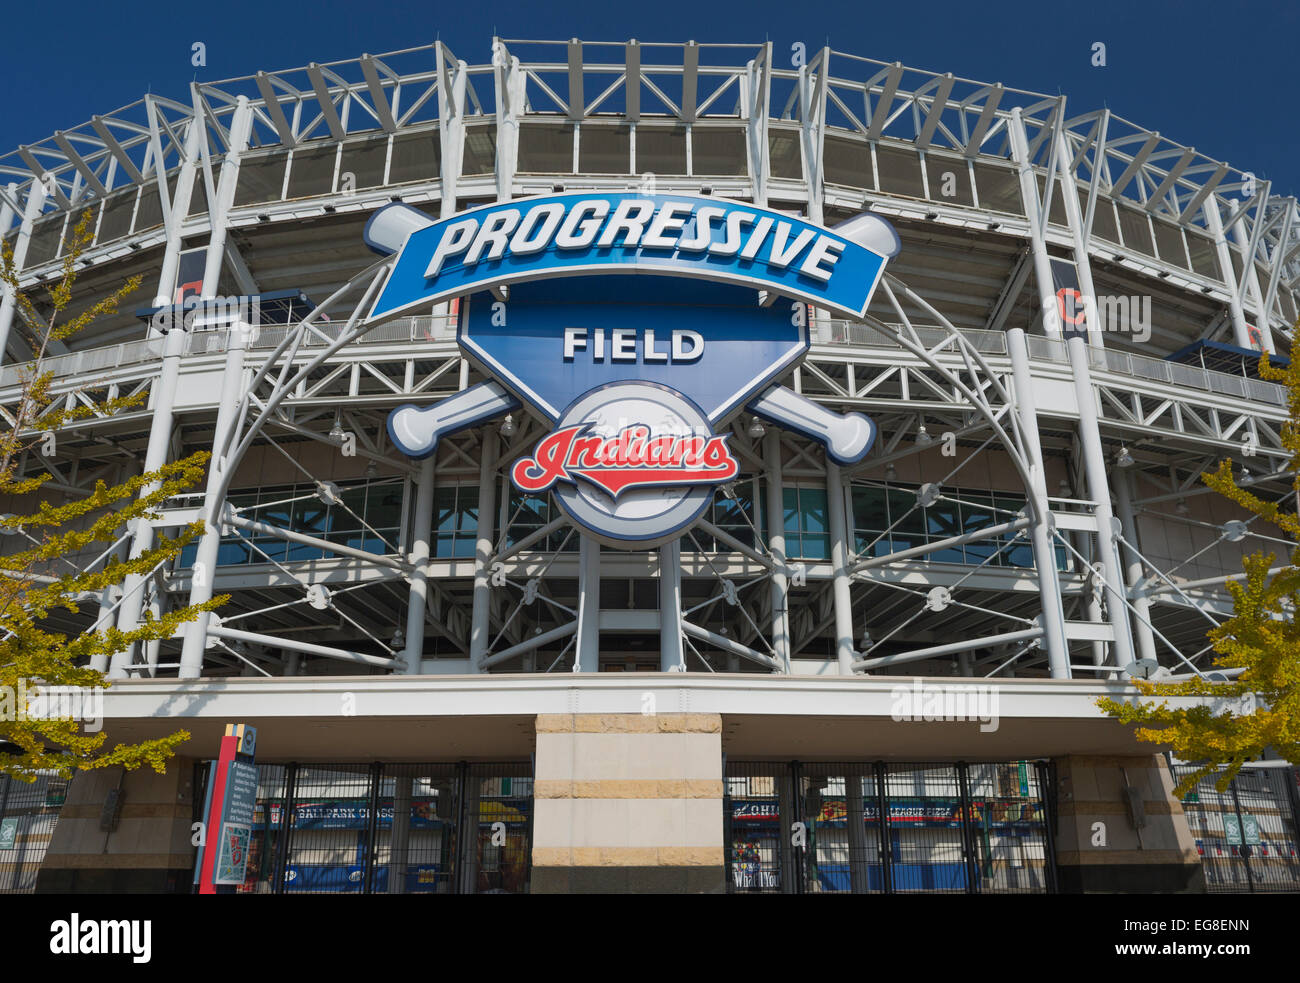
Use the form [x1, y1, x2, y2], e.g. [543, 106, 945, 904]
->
[1239, 466, 1252, 484]
[366, 460, 379, 479]
[500, 414, 516, 438]
[1116, 445, 1134, 468]
[391, 627, 405, 649]
[859, 630, 872, 650]
[885, 463, 897, 481]
[916, 423, 932, 446]
[1176, 497, 1190, 515]
[748, 416, 766, 439]
[329, 410, 345, 440]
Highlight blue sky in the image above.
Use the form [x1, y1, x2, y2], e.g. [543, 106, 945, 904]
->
[3, 0, 1296, 196]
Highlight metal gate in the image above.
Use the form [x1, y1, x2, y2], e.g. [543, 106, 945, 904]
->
[197, 760, 534, 894]
[724, 760, 1055, 894]
[0, 773, 70, 894]
[1172, 761, 1300, 894]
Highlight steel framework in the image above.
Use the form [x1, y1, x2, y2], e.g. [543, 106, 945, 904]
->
[0, 39, 1292, 684]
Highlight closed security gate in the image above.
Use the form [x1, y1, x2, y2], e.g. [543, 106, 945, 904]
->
[1173, 762, 1300, 894]
[725, 761, 1055, 894]
[198, 761, 533, 894]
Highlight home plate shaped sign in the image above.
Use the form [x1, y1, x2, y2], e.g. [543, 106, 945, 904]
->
[369, 193, 899, 547]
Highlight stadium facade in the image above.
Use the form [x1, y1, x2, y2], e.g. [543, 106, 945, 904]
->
[1, 38, 1299, 895]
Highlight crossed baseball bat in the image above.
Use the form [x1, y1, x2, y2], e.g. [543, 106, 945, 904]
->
[373, 204, 898, 466]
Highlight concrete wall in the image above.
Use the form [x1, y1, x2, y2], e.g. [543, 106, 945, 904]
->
[531, 713, 725, 893]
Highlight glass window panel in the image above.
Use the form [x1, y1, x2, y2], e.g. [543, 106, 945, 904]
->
[286, 143, 338, 198]
[823, 135, 871, 188]
[338, 135, 388, 190]
[691, 126, 747, 176]
[799, 487, 828, 534]
[578, 123, 631, 174]
[877, 145, 924, 199]
[234, 154, 287, 206]
[635, 124, 687, 175]
[768, 129, 802, 180]
[517, 123, 574, 173]
[388, 130, 441, 184]
[972, 162, 1024, 215]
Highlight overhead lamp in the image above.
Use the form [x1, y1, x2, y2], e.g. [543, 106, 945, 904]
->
[748, 416, 766, 439]
[391, 627, 405, 649]
[500, 414, 517, 438]
[1116, 445, 1134, 468]
[916, 423, 933, 446]
[329, 411, 345, 440]
[1239, 466, 1252, 484]
[366, 460, 379, 479]
[885, 463, 897, 481]
[859, 630, 872, 650]
[1176, 497, 1190, 515]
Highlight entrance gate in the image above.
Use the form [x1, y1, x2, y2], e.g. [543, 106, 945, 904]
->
[197, 761, 534, 894]
[724, 760, 1055, 894]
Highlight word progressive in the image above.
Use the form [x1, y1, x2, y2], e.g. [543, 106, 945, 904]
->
[425, 198, 847, 283]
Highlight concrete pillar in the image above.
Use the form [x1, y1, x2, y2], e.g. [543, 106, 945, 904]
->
[531, 713, 724, 893]
[34, 760, 198, 893]
[1052, 754, 1205, 893]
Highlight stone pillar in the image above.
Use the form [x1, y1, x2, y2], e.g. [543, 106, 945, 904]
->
[531, 714, 724, 893]
[1053, 754, 1205, 893]
[35, 760, 198, 893]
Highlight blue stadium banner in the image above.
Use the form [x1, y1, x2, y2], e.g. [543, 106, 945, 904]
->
[363, 193, 890, 323]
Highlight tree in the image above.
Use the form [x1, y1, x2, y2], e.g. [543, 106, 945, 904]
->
[1099, 334, 1300, 795]
[0, 207, 227, 781]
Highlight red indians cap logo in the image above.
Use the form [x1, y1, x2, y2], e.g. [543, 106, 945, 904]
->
[512, 423, 739, 498]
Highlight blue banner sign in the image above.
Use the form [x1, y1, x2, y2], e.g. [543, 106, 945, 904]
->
[365, 193, 889, 323]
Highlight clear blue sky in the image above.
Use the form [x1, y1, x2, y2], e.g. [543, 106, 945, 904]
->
[4, 0, 1296, 196]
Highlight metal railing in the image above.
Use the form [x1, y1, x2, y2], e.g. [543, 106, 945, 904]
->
[0, 314, 1284, 409]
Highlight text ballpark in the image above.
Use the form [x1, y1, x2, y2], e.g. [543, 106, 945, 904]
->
[425, 197, 846, 284]
[512, 423, 739, 499]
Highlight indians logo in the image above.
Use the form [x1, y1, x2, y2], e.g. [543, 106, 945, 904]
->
[513, 423, 738, 498]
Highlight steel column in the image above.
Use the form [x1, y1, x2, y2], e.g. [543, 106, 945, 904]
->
[176, 322, 251, 678]
[105, 325, 188, 674]
[468, 431, 499, 671]
[575, 533, 601, 672]
[402, 456, 437, 674]
[1114, 469, 1159, 664]
[659, 537, 685, 672]
[150, 109, 204, 309]
[1011, 108, 1135, 673]
[0, 182, 46, 364]
[200, 97, 254, 297]
[1006, 326, 1071, 678]
[824, 459, 856, 675]
[1203, 197, 1258, 350]
[763, 431, 792, 672]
